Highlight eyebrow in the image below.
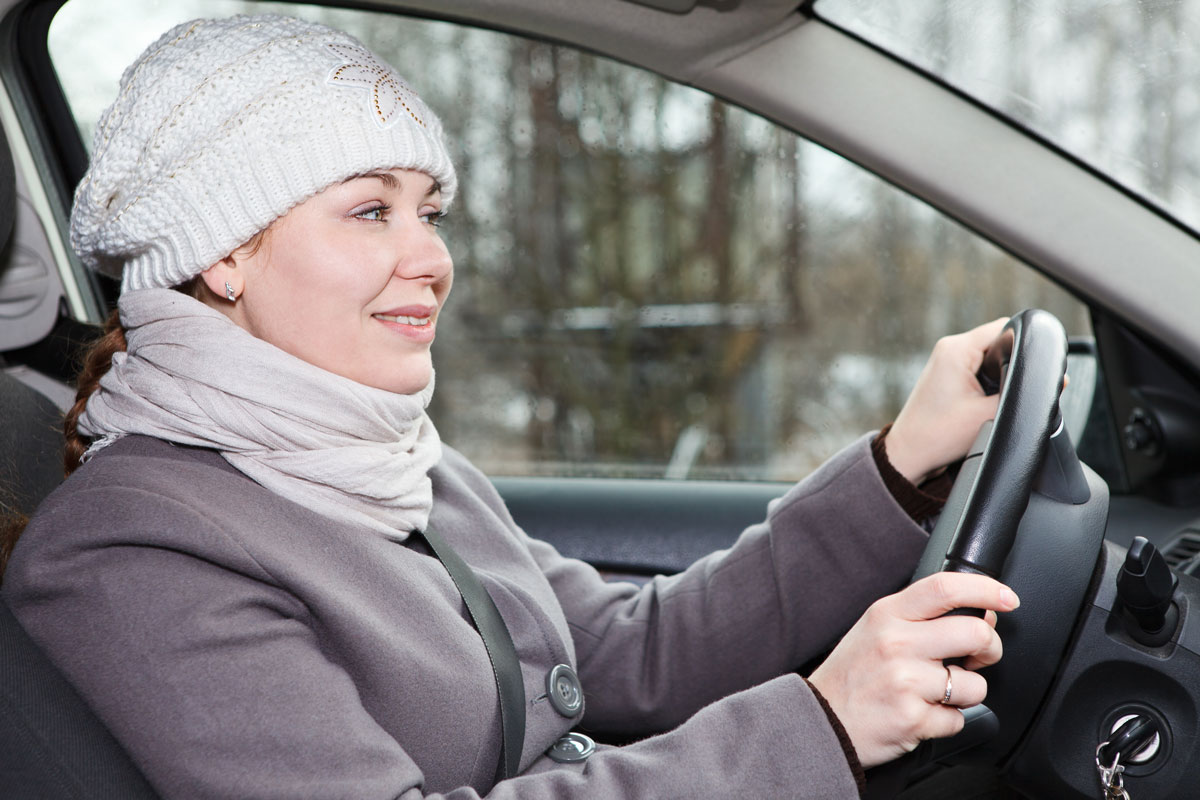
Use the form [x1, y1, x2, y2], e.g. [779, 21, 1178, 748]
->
[358, 171, 441, 197]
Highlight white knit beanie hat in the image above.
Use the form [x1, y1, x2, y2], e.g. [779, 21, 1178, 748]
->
[70, 14, 456, 294]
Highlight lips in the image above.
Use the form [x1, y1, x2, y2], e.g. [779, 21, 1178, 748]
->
[372, 304, 436, 323]
[371, 304, 438, 341]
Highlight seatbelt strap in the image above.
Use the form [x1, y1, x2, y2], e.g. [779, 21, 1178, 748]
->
[412, 527, 526, 784]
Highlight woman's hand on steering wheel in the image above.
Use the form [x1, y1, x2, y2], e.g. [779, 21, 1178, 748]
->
[885, 318, 1009, 486]
[807, 572, 1019, 769]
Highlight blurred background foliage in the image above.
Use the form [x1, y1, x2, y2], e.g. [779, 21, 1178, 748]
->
[52, 0, 1092, 480]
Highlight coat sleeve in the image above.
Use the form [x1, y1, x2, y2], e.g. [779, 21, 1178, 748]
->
[4, 485, 862, 799]
[524, 433, 930, 736]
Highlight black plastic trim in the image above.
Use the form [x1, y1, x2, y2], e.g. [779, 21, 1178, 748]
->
[493, 476, 785, 575]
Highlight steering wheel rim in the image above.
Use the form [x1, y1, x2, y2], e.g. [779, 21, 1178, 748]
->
[918, 309, 1069, 580]
[865, 309, 1110, 797]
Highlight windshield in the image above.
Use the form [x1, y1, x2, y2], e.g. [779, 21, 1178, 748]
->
[817, 0, 1200, 234]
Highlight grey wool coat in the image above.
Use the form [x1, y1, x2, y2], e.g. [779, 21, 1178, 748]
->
[3, 433, 929, 799]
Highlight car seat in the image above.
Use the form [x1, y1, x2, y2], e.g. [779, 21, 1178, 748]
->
[0, 118, 159, 797]
[0, 369, 63, 516]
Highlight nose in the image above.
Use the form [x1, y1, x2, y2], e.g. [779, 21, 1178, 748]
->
[392, 220, 453, 286]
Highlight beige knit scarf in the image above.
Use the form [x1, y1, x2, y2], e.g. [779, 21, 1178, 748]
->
[77, 288, 442, 540]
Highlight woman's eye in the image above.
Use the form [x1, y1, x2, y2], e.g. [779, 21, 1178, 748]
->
[354, 204, 390, 221]
[421, 211, 446, 228]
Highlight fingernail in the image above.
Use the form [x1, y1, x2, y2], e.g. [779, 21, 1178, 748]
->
[1002, 588, 1020, 610]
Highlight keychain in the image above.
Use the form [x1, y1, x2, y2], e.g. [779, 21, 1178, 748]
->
[1095, 742, 1131, 799]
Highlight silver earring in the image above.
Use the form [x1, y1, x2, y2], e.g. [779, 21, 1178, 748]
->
[225, 281, 236, 302]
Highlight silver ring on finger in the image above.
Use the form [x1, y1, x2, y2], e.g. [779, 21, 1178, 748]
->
[939, 665, 953, 705]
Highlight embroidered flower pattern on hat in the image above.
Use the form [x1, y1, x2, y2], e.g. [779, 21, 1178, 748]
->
[325, 42, 425, 130]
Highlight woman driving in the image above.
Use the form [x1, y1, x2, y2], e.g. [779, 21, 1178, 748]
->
[1, 14, 1017, 798]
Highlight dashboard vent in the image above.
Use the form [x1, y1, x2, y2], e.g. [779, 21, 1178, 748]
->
[1162, 531, 1200, 568]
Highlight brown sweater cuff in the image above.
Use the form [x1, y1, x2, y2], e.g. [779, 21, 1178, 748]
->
[802, 677, 865, 794]
[872, 423, 952, 524]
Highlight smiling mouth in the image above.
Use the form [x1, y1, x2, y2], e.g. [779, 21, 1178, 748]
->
[372, 313, 433, 326]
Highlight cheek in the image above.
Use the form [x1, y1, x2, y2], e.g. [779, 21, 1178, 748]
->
[249, 246, 369, 345]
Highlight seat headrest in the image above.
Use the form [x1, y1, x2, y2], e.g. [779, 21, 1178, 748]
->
[0, 119, 69, 353]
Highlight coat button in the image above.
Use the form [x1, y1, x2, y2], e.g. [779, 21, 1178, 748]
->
[545, 663, 583, 717]
[546, 731, 596, 764]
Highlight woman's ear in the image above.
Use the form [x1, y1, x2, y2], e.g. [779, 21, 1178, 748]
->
[199, 257, 243, 304]
[199, 228, 269, 305]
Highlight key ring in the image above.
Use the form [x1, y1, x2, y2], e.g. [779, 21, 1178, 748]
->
[1095, 742, 1130, 799]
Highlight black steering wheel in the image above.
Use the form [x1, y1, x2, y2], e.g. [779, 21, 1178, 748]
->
[865, 309, 1110, 796]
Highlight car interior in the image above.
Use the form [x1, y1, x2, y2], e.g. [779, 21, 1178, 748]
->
[5, 0, 1200, 797]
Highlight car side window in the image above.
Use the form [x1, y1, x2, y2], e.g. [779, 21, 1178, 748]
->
[49, 0, 1092, 482]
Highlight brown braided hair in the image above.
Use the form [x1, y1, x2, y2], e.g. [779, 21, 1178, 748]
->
[0, 502, 25, 581]
[63, 308, 127, 476]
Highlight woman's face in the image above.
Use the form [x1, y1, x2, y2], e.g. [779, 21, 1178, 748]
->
[207, 168, 452, 394]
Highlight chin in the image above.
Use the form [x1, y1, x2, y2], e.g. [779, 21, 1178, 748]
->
[378, 361, 433, 396]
